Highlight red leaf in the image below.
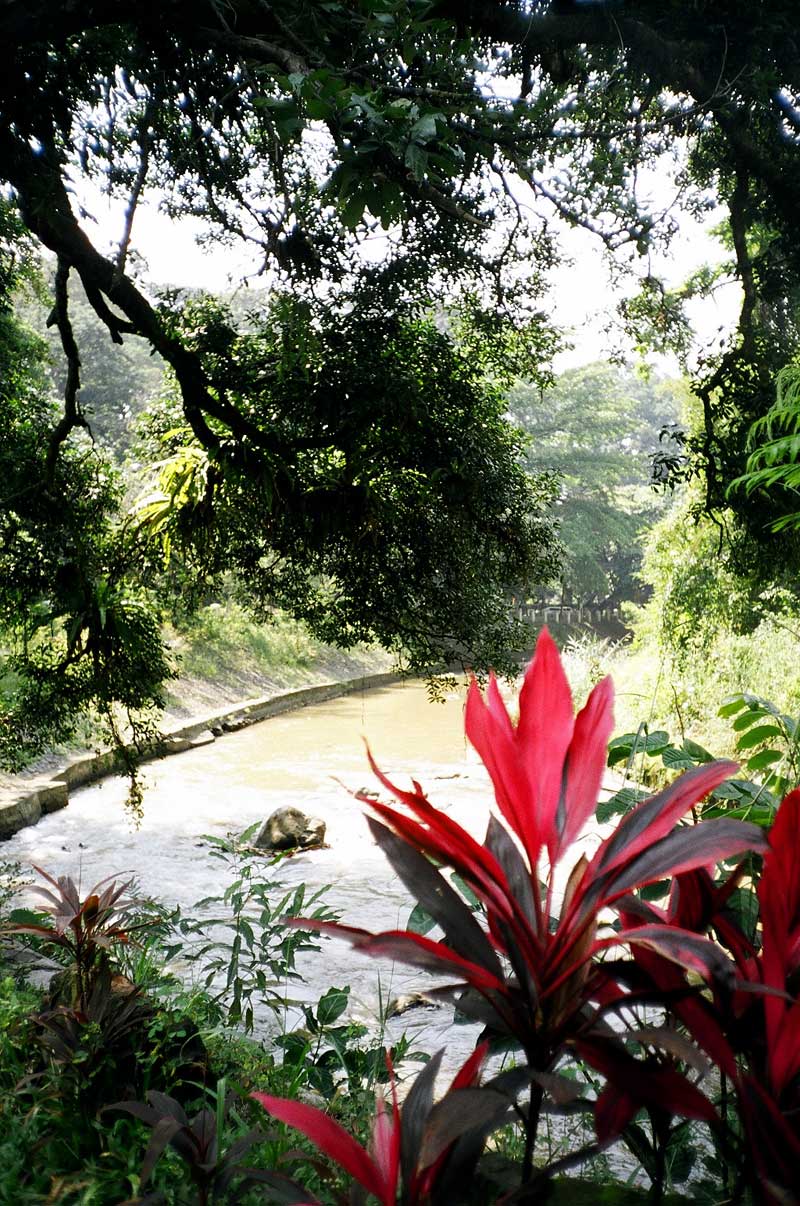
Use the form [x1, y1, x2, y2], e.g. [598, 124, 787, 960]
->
[618, 912, 737, 1077]
[739, 1075, 800, 1197]
[760, 791, 800, 1066]
[555, 675, 614, 862]
[365, 792, 517, 928]
[287, 920, 508, 995]
[592, 761, 740, 877]
[578, 1038, 717, 1130]
[517, 629, 576, 858]
[594, 1084, 637, 1143]
[597, 818, 767, 907]
[611, 924, 736, 988]
[251, 1094, 388, 1202]
[370, 1090, 400, 1203]
[449, 1040, 489, 1092]
[364, 753, 518, 913]
[465, 628, 578, 871]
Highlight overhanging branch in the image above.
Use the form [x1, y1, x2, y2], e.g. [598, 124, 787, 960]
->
[44, 256, 88, 481]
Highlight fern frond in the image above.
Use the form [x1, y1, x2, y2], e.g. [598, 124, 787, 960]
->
[730, 362, 800, 525]
[748, 363, 800, 444]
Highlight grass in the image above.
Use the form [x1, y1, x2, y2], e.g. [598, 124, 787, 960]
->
[170, 602, 325, 683]
[559, 613, 800, 764]
[165, 601, 392, 709]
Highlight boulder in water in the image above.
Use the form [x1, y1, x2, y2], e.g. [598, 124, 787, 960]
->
[253, 807, 326, 852]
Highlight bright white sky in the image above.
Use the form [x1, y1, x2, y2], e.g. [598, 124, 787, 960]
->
[79, 172, 740, 375]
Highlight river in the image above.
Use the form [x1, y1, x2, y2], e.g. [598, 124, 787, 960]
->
[4, 681, 500, 1067]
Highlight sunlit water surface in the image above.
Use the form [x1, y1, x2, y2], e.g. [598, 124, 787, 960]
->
[7, 684, 493, 1059]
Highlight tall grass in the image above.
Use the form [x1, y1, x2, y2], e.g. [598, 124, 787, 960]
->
[560, 615, 800, 762]
[171, 602, 325, 683]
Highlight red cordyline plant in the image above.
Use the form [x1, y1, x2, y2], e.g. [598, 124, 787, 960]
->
[285, 630, 767, 1188]
[744, 787, 800, 1197]
[624, 788, 800, 1201]
[5, 866, 138, 1012]
[253, 1042, 526, 1205]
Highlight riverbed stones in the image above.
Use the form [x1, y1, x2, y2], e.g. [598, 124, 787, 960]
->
[253, 807, 326, 852]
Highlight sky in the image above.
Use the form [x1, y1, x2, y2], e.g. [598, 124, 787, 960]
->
[78, 171, 741, 376]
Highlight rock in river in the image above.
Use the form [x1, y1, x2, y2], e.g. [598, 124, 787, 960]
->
[253, 806, 326, 852]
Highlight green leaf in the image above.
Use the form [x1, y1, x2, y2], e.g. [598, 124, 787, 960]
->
[316, 985, 350, 1026]
[608, 729, 670, 766]
[639, 879, 669, 901]
[732, 709, 769, 732]
[661, 746, 698, 771]
[340, 191, 366, 228]
[718, 696, 748, 718]
[450, 872, 482, 911]
[726, 887, 759, 942]
[681, 739, 713, 763]
[667, 1134, 697, 1184]
[404, 143, 428, 178]
[410, 113, 438, 142]
[6, 907, 44, 926]
[407, 902, 436, 935]
[735, 724, 784, 750]
[746, 748, 783, 771]
[304, 96, 330, 121]
[596, 786, 649, 822]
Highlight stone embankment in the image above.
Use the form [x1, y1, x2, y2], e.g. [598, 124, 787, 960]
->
[0, 671, 398, 841]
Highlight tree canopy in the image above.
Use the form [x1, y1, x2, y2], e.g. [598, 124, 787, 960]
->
[510, 363, 681, 605]
[4, 0, 800, 749]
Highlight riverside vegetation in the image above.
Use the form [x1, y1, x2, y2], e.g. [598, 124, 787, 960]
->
[7, 4, 800, 1200]
[3, 631, 800, 1204]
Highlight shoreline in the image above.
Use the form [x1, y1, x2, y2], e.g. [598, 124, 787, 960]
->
[0, 669, 400, 841]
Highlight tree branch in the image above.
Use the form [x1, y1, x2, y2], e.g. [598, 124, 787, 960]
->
[116, 90, 159, 275]
[44, 256, 88, 481]
[0, 123, 323, 466]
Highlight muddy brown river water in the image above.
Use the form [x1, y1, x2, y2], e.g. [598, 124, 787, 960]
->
[5, 682, 496, 1060]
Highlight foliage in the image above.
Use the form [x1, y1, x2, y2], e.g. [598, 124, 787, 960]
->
[509, 363, 682, 605]
[4, 867, 142, 1011]
[106, 1083, 282, 1206]
[0, 204, 172, 771]
[131, 291, 561, 677]
[603, 687, 800, 829]
[287, 630, 768, 1194]
[253, 1044, 527, 1206]
[731, 359, 800, 531]
[167, 600, 329, 688]
[5, 0, 800, 732]
[176, 832, 338, 1031]
[16, 268, 166, 458]
[10, 633, 800, 1199]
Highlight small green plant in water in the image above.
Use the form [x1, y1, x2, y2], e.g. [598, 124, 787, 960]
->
[176, 830, 338, 1031]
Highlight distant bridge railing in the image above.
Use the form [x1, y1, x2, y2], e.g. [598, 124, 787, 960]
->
[513, 603, 624, 627]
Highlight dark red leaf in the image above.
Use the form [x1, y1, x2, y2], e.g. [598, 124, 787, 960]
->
[367, 817, 503, 977]
[598, 818, 767, 906]
[285, 920, 508, 994]
[612, 924, 737, 988]
[251, 1094, 387, 1202]
[578, 1038, 717, 1131]
[592, 762, 740, 877]
[419, 1087, 517, 1170]
[401, 1050, 443, 1192]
